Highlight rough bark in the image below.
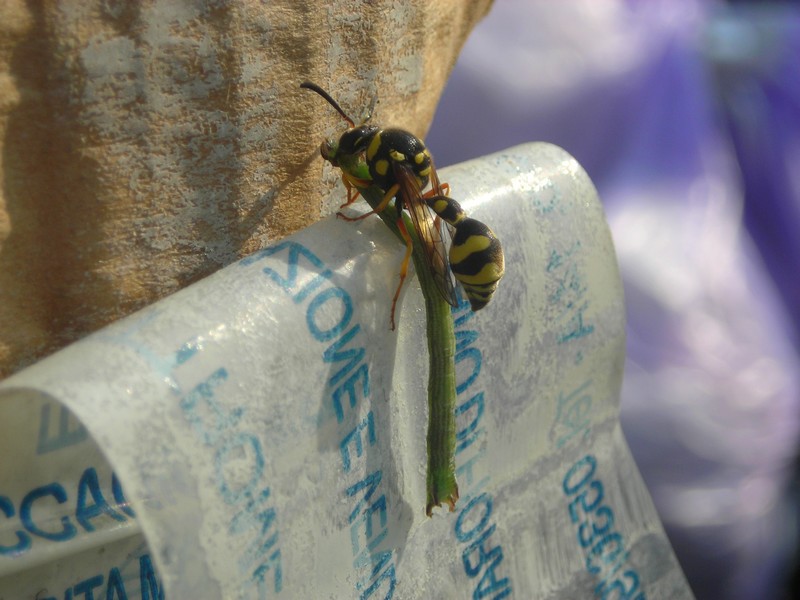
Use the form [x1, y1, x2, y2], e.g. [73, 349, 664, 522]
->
[0, 0, 493, 376]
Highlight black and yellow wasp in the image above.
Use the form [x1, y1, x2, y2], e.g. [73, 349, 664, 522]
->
[301, 82, 504, 329]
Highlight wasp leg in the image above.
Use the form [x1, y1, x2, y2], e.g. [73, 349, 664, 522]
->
[421, 181, 450, 200]
[338, 173, 365, 209]
[388, 213, 414, 331]
[426, 161, 450, 197]
[337, 183, 399, 222]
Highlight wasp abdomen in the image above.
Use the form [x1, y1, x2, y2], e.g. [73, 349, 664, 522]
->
[448, 217, 505, 311]
[425, 194, 504, 311]
[428, 195, 466, 227]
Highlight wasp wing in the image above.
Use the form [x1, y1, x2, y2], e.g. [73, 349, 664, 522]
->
[425, 158, 458, 262]
[393, 162, 458, 307]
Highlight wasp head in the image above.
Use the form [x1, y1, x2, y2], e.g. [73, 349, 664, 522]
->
[301, 82, 379, 181]
[320, 137, 339, 165]
[320, 124, 379, 182]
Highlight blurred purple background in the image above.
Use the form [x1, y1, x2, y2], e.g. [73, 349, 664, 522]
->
[427, 1, 800, 598]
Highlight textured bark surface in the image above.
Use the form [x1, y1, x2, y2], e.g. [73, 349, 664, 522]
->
[0, 0, 492, 377]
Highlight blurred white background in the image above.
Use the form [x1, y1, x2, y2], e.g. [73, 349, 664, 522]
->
[428, 1, 800, 598]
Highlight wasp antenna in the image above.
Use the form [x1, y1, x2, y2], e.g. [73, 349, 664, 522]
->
[300, 81, 355, 128]
[362, 93, 378, 124]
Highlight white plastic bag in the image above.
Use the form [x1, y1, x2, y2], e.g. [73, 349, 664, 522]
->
[0, 143, 692, 599]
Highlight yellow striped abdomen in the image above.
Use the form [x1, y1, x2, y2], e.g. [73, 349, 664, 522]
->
[449, 218, 504, 311]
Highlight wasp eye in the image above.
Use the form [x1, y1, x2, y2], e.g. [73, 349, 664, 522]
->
[320, 139, 338, 165]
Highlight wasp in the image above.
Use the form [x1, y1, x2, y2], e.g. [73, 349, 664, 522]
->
[300, 82, 504, 329]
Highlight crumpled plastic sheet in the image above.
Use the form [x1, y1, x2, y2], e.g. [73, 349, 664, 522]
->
[426, 1, 800, 598]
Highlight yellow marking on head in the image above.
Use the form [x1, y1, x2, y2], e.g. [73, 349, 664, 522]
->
[414, 152, 426, 164]
[449, 235, 493, 264]
[389, 149, 406, 162]
[375, 159, 390, 176]
[366, 132, 382, 160]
